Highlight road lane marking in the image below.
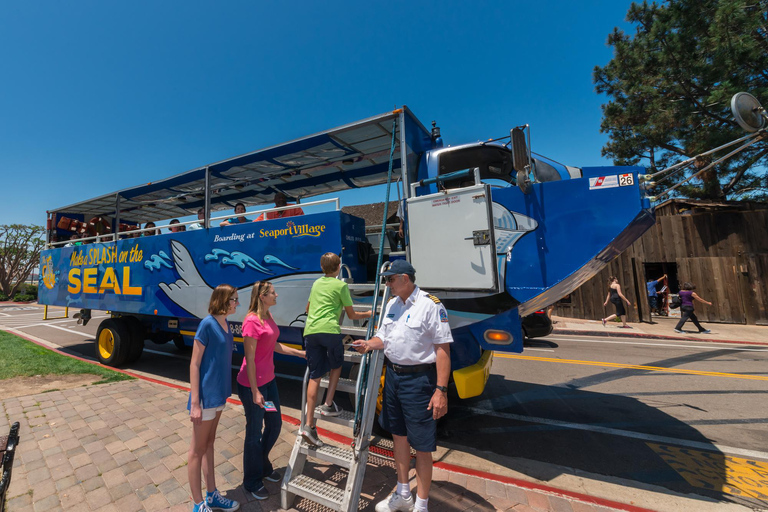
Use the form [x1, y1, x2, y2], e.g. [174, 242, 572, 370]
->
[2, 311, 53, 318]
[522, 348, 555, 352]
[454, 404, 768, 461]
[649, 443, 768, 500]
[13, 316, 110, 329]
[545, 336, 768, 352]
[45, 324, 94, 337]
[493, 353, 768, 381]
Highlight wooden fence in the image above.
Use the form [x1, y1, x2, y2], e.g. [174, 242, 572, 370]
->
[553, 208, 768, 325]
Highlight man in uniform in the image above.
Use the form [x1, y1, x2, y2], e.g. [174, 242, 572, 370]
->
[353, 260, 452, 512]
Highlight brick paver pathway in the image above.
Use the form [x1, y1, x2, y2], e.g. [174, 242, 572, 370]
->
[0, 379, 628, 511]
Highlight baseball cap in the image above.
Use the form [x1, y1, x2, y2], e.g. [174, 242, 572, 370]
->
[381, 259, 416, 276]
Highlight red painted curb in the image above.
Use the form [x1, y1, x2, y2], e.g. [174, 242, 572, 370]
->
[554, 328, 768, 346]
[10, 331, 655, 512]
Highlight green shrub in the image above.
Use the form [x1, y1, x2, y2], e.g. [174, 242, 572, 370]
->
[24, 284, 38, 296]
[0, 293, 8, 301]
[13, 294, 36, 302]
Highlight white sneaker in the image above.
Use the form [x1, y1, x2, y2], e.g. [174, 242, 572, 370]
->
[375, 492, 414, 512]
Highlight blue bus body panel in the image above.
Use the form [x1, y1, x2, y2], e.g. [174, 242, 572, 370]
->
[40, 212, 366, 325]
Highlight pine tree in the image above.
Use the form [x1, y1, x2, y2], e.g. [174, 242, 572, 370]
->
[594, 0, 768, 200]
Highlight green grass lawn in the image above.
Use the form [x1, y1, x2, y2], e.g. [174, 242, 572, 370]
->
[0, 331, 133, 384]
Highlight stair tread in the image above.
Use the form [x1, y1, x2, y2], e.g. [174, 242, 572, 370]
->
[343, 351, 362, 363]
[301, 442, 354, 467]
[286, 474, 344, 508]
[320, 376, 356, 393]
[340, 325, 368, 335]
[316, 409, 355, 428]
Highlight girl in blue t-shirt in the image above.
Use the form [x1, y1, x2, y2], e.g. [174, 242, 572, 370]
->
[188, 284, 241, 512]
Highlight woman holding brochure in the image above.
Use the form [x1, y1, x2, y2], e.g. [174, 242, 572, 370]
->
[236, 281, 305, 500]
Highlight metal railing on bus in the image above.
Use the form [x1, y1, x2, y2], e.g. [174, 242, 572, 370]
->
[46, 197, 341, 248]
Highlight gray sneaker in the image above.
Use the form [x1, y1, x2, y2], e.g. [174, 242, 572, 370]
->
[301, 425, 324, 447]
[375, 492, 414, 512]
[318, 401, 342, 417]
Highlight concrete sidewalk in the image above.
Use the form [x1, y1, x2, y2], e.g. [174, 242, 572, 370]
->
[552, 315, 768, 345]
[1, 378, 655, 512]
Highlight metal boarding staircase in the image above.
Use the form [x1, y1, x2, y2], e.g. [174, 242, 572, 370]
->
[282, 116, 401, 511]
[280, 271, 390, 511]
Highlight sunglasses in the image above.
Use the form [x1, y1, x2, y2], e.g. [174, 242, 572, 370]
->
[385, 275, 401, 283]
[229, 297, 240, 303]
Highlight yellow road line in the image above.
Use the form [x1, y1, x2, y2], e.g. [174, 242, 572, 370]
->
[648, 443, 768, 500]
[494, 353, 768, 381]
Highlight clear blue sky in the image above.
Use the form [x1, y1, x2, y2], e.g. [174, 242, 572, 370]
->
[0, 1, 634, 227]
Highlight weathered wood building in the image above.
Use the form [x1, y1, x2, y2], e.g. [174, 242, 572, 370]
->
[553, 200, 768, 325]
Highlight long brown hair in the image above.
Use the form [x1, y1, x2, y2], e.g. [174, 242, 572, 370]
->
[208, 284, 237, 315]
[247, 281, 274, 320]
[608, 276, 618, 285]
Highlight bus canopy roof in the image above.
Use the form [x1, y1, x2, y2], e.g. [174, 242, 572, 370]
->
[51, 107, 430, 223]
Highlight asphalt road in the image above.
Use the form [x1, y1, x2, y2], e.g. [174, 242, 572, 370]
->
[3, 305, 768, 509]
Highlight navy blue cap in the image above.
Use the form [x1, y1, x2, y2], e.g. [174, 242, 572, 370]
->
[381, 259, 416, 276]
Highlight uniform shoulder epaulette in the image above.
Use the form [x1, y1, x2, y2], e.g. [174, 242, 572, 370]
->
[426, 294, 441, 304]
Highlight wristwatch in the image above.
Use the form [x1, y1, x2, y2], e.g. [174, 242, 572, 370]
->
[435, 385, 448, 393]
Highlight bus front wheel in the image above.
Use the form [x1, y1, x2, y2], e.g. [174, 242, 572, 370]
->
[96, 318, 131, 367]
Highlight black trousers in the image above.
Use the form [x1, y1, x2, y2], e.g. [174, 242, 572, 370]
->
[675, 305, 705, 332]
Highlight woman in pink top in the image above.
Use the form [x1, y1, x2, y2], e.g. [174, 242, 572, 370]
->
[236, 281, 305, 500]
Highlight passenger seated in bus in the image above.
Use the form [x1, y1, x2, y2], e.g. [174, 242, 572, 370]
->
[65, 234, 82, 247]
[254, 192, 304, 221]
[188, 208, 205, 230]
[300, 253, 372, 447]
[220, 203, 251, 226]
[169, 219, 186, 233]
[385, 200, 406, 251]
[143, 222, 160, 236]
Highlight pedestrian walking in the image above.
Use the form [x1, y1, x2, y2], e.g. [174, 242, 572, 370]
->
[602, 276, 632, 328]
[187, 284, 241, 512]
[236, 281, 306, 500]
[674, 282, 712, 334]
[353, 260, 452, 512]
[646, 274, 666, 315]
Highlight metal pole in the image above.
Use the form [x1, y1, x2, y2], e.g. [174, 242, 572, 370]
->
[114, 194, 121, 241]
[204, 167, 211, 229]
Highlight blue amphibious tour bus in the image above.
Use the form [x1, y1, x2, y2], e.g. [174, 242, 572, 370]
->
[39, 107, 656, 399]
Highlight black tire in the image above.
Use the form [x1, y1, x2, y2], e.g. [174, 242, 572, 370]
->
[95, 318, 131, 367]
[172, 335, 189, 351]
[123, 316, 145, 363]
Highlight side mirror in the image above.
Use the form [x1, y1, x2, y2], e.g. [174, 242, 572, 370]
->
[511, 127, 532, 194]
[511, 127, 529, 173]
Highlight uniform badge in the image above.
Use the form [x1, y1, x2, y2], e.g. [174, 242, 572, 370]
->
[439, 309, 449, 323]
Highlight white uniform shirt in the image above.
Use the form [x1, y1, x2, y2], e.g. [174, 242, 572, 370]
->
[375, 286, 453, 365]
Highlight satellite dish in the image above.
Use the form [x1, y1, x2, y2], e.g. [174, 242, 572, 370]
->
[731, 92, 766, 132]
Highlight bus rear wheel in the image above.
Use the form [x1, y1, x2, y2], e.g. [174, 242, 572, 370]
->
[122, 316, 146, 363]
[96, 318, 131, 367]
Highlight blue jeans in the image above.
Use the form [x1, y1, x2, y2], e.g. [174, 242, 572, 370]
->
[237, 379, 282, 491]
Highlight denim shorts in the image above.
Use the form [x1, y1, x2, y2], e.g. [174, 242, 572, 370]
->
[305, 333, 344, 379]
[378, 365, 437, 452]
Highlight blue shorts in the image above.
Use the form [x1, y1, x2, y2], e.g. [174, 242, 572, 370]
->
[304, 333, 344, 379]
[378, 365, 437, 452]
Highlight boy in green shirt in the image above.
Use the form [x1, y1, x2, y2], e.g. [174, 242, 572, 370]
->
[300, 253, 372, 447]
